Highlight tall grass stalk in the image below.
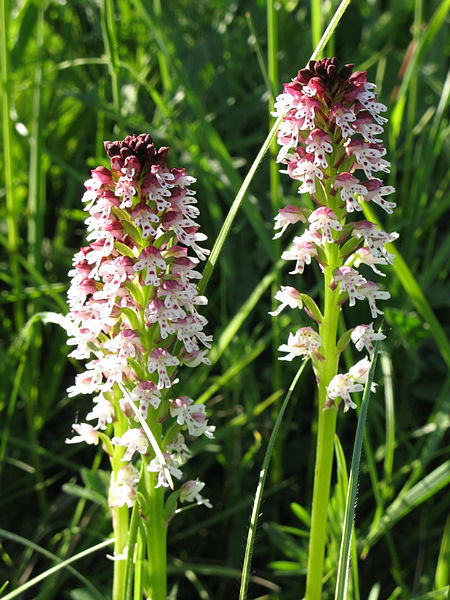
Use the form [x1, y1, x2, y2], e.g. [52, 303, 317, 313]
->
[0, 0, 23, 328]
[239, 361, 308, 600]
[267, 0, 284, 483]
[334, 342, 380, 600]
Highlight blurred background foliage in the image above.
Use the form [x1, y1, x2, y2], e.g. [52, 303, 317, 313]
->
[0, 0, 449, 598]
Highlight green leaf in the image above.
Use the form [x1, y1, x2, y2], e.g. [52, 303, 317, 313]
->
[336, 328, 353, 354]
[121, 219, 143, 245]
[364, 461, 450, 548]
[290, 502, 311, 527]
[121, 306, 141, 330]
[62, 483, 108, 507]
[300, 293, 324, 324]
[123, 280, 144, 305]
[127, 357, 148, 381]
[164, 490, 181, 520]
[115, 241, 136, 258]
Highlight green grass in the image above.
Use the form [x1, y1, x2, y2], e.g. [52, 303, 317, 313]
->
[0, 0, 449, 599]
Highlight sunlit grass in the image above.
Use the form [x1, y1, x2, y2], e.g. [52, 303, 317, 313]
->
[0, 0, 449, 598]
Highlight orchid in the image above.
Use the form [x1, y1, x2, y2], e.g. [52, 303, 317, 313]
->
[62, 133, 213, 600]
[271, 58, 395, 599]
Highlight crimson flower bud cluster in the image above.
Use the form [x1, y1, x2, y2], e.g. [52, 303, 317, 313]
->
[64, 133, 212, 507]
[271, 58, 395, 410]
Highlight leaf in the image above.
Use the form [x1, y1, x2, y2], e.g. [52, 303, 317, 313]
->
[336, 328, 353, 354]
[300, 293, 324, 324]
[115, 241, 136, 258]
[121, 306, 141, 330]
[62, 483, 108, 507]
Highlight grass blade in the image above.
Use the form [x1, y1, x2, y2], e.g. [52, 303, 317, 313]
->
[334, 345, 380, 600]
[239, 360, 309, 600]
[0, 530, 112, 600]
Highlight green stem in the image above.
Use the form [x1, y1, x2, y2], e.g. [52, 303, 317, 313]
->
[0, 0, 24, 329]
[267, 0, 283, 484]
[145, 470, 167, 600]
[112, 504, 129, 600]
[305, 242, 340, 600]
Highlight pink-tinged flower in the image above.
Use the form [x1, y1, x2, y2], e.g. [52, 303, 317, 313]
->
[356, 87, 388, 125]
[86, 394, 115, 430]
[353, 247, 387, 276]
[334, 172, 367, 212]
[131, 203, 159, 239]
[291, 96, 321, 131]
[345, 139, 390, 179]
[174, 316, 212, 353]
[327, 357, 374, 411]
[357, 281, 391, 318]
[167, 433, 191, 464]
[109, 464, 140, 508]
[302, 76, 326, 98]
[352, 112, 384, 143]
[169, 396, 209, 437]
[170, 257, 202, 286]
[103, 329, 141, 359]
[64, 133, 214, 506]
[170, 187, 200, 220]
[330, 103, 356, 138]
[180, 479, 212, 508]
[284, 154, 324, 194]
[282, 235, 318, 274]
[353, 221, 398, 263]
[363, 179, 396, 214]
[351, 323, 386, 353]
[308, 207, 342, 244]
[278, 327, 322, 361]
[114, 172, 137, 209]
[332, 266, 367, 305]
[269, 286, 303, 316]
[273, 205, 308, 239]
[66, 423, 100, 445]
[112, 428, 148, 461]
[179, 349, 211, 367]
[305, 129, 333, 168]
[147, 348, 179, 389]
[147, 453, 183, 488]
[130, 381, 162, 417]
[145, 299, 177, 338]
[67, 369, 103, 397]
[133, 246, 166, 286]
[348, 356, 372, 383]
[326, 374, 363, 411]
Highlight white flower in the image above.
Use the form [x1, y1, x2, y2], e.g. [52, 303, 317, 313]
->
[66, 423, 100, 445]
[112, 428, 148, 461]
[278, 327, 321, 361]
[180, 480, 212, 508]
[351, 323, 386, 353]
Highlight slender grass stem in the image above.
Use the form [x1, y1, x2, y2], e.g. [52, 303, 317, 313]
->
[27, 0, 45, 277]
[239, 361, 308, 600]
[267, 0, 284, 483]
[334, 345, 380, 600]
[0, 0, 24, 328]
[100, 0, 123, 135]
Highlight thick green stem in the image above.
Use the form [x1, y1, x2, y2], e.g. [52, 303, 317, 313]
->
[305, 242, 341, 599]
[145, 470, 167, 600]
[112, 503, 129, 600]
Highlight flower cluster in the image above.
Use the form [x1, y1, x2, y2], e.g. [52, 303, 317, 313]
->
[271, 58, 395, 409]
[65, 133, 212, 508]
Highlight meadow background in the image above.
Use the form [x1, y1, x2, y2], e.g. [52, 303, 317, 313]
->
[1, 0, 449, 599]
